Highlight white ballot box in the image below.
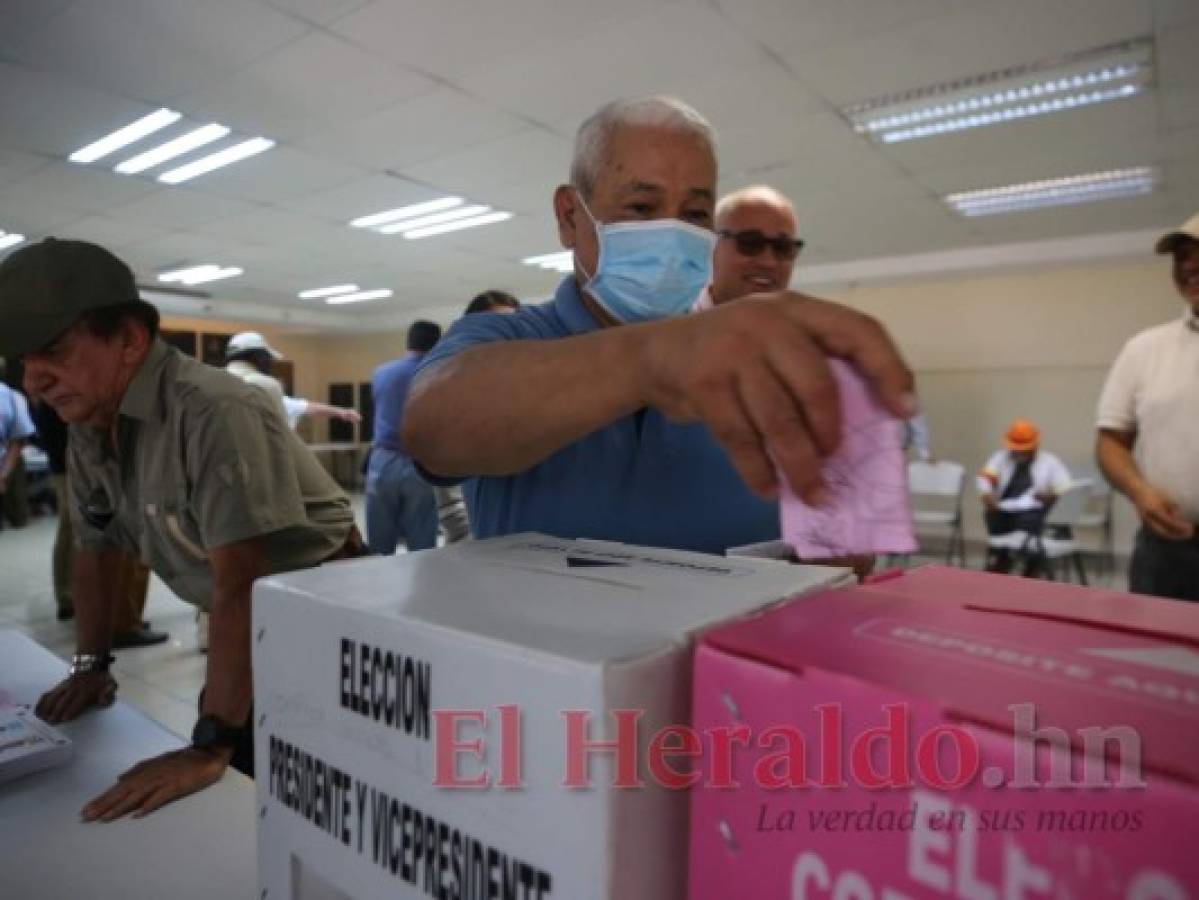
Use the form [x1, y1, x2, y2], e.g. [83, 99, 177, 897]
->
[253, 534, 848, 900]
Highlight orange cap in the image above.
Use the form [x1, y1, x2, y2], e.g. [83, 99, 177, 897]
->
[1005, 419, 1040, 452]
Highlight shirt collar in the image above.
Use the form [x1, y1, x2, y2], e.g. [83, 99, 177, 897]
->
[552, 276, 605, 336]
[118, 338, 172, 423]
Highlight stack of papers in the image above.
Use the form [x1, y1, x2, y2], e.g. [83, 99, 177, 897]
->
[0, 705, 73, 785]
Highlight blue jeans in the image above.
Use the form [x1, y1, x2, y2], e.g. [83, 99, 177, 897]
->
[365, 448, 437, 554]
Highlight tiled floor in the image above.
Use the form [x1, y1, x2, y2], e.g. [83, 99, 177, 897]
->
[1, 503, 1125, 739]
[0, 497, 368, 739]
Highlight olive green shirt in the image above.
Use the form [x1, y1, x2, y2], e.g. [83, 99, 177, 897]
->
[68, 339, 354, 609]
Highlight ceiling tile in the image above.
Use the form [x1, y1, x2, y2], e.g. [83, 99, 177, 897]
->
[105, 187, 262, 230]
[1157, 22, 1199, 129]
[399, 129, 570, 197]
[327, 0, 665, 83]
[260, 0, 371, 26]
[297, 87, 530, 171]
[0, 0, 310, 103]
[0, 161, 158, 213]
[0, 149, 52, 191]
[175, 146, 366, 204]
[178, 31, 437, 141]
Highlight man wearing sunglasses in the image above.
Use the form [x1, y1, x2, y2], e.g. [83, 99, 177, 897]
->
[404, 96, 915, 555]
[710, 185, 804, 307]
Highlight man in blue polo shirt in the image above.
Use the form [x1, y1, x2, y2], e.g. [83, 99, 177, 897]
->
[404, 96, 915, 555]
[367, 320, 442, 554]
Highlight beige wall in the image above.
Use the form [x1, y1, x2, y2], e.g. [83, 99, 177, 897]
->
[166, 255, 1186, 558]
[825, 255, 1183, 556]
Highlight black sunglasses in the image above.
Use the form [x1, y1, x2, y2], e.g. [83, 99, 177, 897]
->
[718, 229, 805, 261]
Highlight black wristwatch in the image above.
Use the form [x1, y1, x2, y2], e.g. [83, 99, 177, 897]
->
[191, 714, 244, 752]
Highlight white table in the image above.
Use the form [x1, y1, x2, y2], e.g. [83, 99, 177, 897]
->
[0, 629, 257, 898]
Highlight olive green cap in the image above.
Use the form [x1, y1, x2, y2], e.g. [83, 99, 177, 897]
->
[0, 238, 140, 356]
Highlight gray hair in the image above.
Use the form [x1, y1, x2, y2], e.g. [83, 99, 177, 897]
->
[570, 96, 716, 198]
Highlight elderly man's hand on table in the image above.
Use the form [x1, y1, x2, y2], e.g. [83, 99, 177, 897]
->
[81, 746, 233, 822]
[35, 671, 117, 723]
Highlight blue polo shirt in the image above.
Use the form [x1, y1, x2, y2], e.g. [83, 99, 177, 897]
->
[417, 278, 779, 554]
[371, 352, 424, 455]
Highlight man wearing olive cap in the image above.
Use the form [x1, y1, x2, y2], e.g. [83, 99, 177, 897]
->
[0, 238, 357, 819]
[1097, 214, 1199, 602]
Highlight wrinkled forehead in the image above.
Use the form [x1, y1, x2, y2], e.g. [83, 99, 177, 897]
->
[597, 123, 716, 191]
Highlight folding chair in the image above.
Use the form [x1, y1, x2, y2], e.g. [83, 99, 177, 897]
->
[908, 460, 967, 566]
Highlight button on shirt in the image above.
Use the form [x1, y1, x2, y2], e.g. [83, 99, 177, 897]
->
[69, 339, 354, 609]
[0, 383, 36, 445]
[417, 277, 779, 554]
[1097, 314, 1199, 520]
[371, 353, 423, 455]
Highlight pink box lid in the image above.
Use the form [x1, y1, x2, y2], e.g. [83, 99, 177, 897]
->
[703, 566, 1199, 785]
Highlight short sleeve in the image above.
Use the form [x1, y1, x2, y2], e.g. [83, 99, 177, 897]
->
[185, 391, 309, 550]
[11, 391, 35, 440]
[282, 395, 308, 429]
[1096, 335, 1145, 432]
[417, 310, 540, 377]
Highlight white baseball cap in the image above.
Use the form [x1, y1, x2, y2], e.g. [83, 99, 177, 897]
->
[1155, 213, 1199, 255]
[226, 331, 282, 359]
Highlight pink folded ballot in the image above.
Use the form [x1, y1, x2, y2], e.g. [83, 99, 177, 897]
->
[780, 358, 916, 557]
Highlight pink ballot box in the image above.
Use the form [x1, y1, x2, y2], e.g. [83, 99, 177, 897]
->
[689, 566, 1199, 900]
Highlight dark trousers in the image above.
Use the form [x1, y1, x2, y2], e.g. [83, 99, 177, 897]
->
[1130, 527, 1199, 602]
[985, 509, 1048, 576]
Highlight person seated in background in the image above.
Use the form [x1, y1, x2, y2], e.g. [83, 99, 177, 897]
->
[0, 238, 358, 820]
[978, 419, 1071, 576]
[224, 331, 361, 432]
[435, 291, 524, 544]
[403, 96, 915, 555]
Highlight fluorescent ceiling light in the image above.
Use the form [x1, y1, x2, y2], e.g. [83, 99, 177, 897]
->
[842, 38, 1152, 144]
[0, 232, 26, 251]
[350, 197, 463, 229]
[68, 108, 181, 164]
[378, 204, 490, 235]
[158, 137, 275, 184]
[298, 284, 359, 299]
[325, 288, 393, 305]
[403, 211, 513, 240]
[945, 167, 1157, 217]
[114, 124, 230, 175]
[522, 251, 573, 273]
[158, 264, 244, 286]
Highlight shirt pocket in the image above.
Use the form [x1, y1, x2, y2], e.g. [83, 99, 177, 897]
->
[142, 493, 208, 573]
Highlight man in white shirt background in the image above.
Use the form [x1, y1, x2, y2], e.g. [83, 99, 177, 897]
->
[1096, 213, 1199, 602]
[978, 418, 1071, 576]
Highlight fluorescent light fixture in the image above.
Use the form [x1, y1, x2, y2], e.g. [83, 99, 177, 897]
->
[522, 251, 574, 273]
[298, 284, 359, 300]
[158, 137, 275, 184]
[378, 204, 490, 235]
[842, 38, 1152, 144]
[158, 264, 244, 286]
[0, 232, 26, 251]
[68, 108, 181, 164]
[350, 197, 463, 229]
[945, 167, 1157, 217]
[114, 124, 230, 175]
[325, 288, 393, 305]
[402, 211, 513, 240]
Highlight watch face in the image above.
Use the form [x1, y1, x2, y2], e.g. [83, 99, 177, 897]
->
[193, 716, 219, 747]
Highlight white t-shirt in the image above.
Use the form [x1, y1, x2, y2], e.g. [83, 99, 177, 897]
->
[976, 449, 1072, 510]
[282, 395, 309, 431]
[1097, 314, 1199, 520]
[225, 361, 287, 422]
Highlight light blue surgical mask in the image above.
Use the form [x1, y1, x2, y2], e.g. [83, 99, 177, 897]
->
[575, 193, 716, 323]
